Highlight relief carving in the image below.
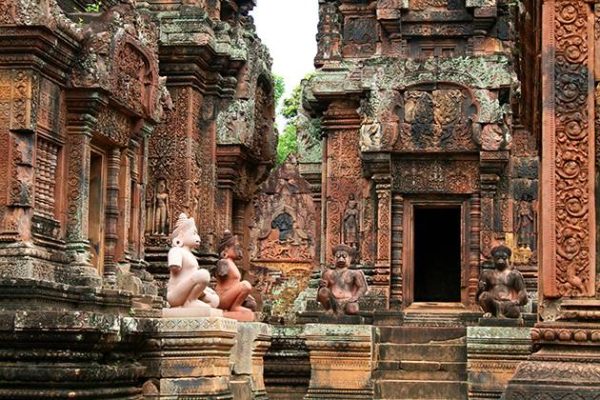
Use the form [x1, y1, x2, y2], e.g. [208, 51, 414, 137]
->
[316, 1, 342, 63]
[342, 194, 360, 252]
[146, 178, 170, 236]
[549, 0, 594, 297]
[392, 160, 479, 194]
[396, 86, 478, 152]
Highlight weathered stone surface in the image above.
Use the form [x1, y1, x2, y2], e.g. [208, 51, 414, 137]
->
[467, 326, 532, 399]
[303, 324, 377, 399]
[126, 317, 238, 399]
[264, 325, 310, 400]
[230, 322, 272, 399]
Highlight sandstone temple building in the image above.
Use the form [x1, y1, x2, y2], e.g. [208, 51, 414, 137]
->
[0, 0, 598, 399]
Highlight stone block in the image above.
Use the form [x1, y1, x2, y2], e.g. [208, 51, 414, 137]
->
[303, 324, 377, 399]
[230, 322, 272, 399]
[264, 325, 310, 400]
[125, 317, 238, 400]
[467, 326, 532, 400]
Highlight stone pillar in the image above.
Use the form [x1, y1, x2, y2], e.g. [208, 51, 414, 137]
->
[131, 317, 238, 399]
[64, 89, 107, 287]
[303, 324, 376, 399]
[322, 101, 362, 259]
[390, 193, 404, 309]
[468, 194, 482, 306]
[467, 324, 532, 399]
[230, 322, 272, 400]
[374, 173, 392, 299]
[103, 147, 121, 287]
[505, 0, 600, 397]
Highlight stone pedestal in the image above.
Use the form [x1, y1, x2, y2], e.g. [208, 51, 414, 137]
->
[303, 324, 377, 399]
[467, 324, 532, 399]
[230, 322, 272, 400]
[126, 317, 238, 400]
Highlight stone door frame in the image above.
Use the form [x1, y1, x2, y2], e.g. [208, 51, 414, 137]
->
[399, 195, 477, 311]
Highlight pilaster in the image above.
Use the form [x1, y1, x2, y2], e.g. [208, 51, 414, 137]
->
[64, 88, 109, 287]
[505, 0, 599, 397]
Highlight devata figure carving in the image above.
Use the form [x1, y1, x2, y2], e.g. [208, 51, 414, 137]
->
[215, 230, 256, 321]
[342, 194, 360, 251]
[317, 244, 368, 315]
[150, 178, 169, 235]
[164, 214, 222, 317]
[477, 244, 528, 318]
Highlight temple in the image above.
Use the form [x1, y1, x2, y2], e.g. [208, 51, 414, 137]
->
[0, 0, 597, 398]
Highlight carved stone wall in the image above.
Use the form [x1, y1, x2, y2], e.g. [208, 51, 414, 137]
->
[504, 1, 600, 398]
[304, 0, 536, 316]
[0, 0, 275, 397]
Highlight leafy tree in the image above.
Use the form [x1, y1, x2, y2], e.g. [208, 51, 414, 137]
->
[275, 73, 316, 164]
[272, 73, 285, 107]
[276, 124, 298, 164]
[281, 84, 302, 120]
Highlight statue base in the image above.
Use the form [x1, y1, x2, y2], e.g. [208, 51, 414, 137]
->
[504, 321, 600, 399]
[162, 306, 223, 318]
[127, 317, 238, 399]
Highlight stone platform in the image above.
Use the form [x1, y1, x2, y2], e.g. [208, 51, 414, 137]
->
[303, 324, 377, 399]
[467, 322, 532, 399]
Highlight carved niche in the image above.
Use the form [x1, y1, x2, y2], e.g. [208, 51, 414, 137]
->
[395, 84, 479, 152]
[248, 158, 318, 321]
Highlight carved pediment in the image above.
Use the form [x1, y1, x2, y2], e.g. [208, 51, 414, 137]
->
[70, 3, 161, 119]
[395, 84, 479, 152]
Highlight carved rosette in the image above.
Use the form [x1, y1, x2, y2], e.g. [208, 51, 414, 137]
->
[543, 0, 595, 298]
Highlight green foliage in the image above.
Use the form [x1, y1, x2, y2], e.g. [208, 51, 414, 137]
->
[84, 0, 102, 12]
[282, 84, 301, 120]
[276, 124, 298, 164]
[276, 73, 317, 164]
[272, 74, 285, 106]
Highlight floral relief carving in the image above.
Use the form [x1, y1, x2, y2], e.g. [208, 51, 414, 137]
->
[552, 0, 594, 297]
[392, 160, 479, 194]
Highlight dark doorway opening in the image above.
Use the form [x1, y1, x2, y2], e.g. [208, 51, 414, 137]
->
[414, 207, 461, 302]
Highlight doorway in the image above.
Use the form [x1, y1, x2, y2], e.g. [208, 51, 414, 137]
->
[413, 207, 461, 302]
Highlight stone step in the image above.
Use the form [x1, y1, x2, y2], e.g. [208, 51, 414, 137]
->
[375, 379, 467, 400]
[378, 326, 466, 345]
[378, 343, 467, 362]
[375, 361, 467, 381]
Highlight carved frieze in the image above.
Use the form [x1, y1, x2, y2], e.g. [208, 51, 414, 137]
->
[112, 42, 156, 117]
[392, 159, 479, 193]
